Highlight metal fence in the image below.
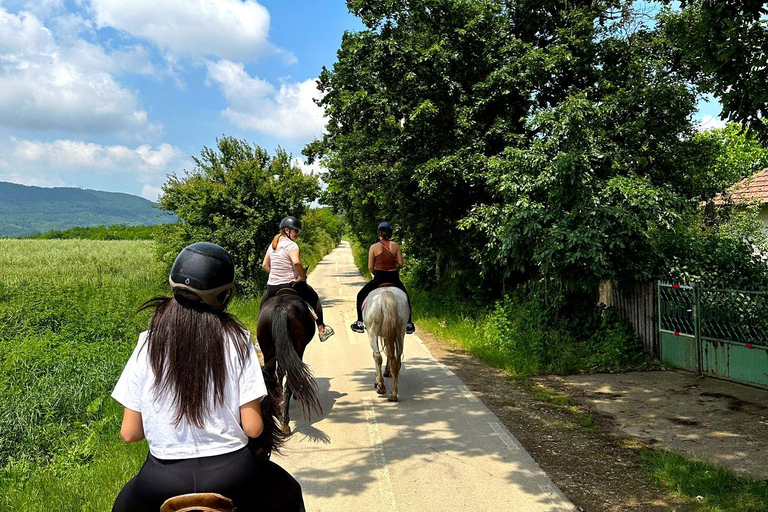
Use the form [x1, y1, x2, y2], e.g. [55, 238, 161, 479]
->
[659, 283, 768, 388]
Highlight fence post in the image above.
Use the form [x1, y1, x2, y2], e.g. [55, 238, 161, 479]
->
[694, 283, 702, 375]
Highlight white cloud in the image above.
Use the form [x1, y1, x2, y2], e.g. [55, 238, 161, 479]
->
[1, 137, 187, 189]
[141, 183, 164, 202]
[89, 0, 292, 63]
[0, 8, 158, 136]
[292, 157, 327, 175]
[697, 115, 727, 132]
[206, 59, 325, 140]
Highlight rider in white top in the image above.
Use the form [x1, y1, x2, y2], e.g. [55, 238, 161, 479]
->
[261, 216, 335, 342]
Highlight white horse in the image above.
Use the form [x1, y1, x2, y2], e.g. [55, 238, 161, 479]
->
[363, 285, 409, 402]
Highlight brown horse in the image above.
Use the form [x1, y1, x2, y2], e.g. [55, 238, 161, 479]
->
[257, 289, 322, 434]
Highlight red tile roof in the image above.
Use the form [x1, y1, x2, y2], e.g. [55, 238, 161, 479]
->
[713, 168, 768, 205]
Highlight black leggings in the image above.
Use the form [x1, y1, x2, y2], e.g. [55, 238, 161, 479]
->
[112, 446, 304, 512]
[356, 270, 412, 323]
[261, 281, 324, 326]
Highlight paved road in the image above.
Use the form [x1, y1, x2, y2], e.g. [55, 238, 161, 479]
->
[269, 242, 576, 512]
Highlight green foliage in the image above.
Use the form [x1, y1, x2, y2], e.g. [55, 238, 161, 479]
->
[694, 124, 768, 198]
[659, 1, 768, 142]
[309, 0, 754, 299]
[28, 224, 161, 240]
[298, 208, 345, 271]
[156, 137, 320, 295]
[642, 449, 768, 511]
[0, 181, 172, 238]
[409, 281, 650, 376]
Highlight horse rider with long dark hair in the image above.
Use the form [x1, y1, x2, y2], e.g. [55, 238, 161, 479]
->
[350, 221, 415, 335]
[261, 216, 335, 342]
[111, 242, 304, 512]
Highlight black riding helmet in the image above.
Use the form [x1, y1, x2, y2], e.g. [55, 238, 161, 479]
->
[169, 242, 237, 312]
[378, 221, 392, 238]
[280, 216, 302, 232]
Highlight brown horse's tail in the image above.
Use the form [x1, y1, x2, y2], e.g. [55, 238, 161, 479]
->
[271, 305, 322, 419]
[380, 290, 404, 359]
[250, 358, 288, 458]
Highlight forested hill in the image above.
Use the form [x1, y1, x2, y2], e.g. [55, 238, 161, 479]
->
[0, 182, 173, 237]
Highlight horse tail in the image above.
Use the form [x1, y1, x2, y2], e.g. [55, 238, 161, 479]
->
[380, 290, 404, 358]
[271, 305, 322, 418]
[249, 358, 287, 458]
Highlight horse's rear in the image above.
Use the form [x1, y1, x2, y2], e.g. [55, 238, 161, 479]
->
[257, 294, 320, 433]
[363, 287, 409, 402]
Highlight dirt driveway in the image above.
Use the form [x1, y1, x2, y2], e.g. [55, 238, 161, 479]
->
[554, 370, 768, 480]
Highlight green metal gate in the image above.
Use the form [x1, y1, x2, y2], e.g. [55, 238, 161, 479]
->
[659, 283, 768, 388]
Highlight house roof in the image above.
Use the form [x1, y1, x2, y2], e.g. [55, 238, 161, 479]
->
[713, 168, 768, 205]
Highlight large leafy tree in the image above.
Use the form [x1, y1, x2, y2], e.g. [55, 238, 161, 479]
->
[660, 1, 768, 141]
[158, 137, 319, 294]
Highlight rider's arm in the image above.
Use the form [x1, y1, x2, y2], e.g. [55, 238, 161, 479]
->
[120, 408, 145, 443]
[240, 399, 264, 439]
[394, 242, 404, 266]
[262, 252, 271, 272]
[289, 248, 306, 281]
[368, 245, 376, 275]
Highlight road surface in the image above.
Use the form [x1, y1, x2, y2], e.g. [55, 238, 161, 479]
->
[270, 241, 576, 512]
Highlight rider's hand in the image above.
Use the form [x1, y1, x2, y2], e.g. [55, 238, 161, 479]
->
[290, 276, 304, 284]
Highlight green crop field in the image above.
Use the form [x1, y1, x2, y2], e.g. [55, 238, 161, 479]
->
[0, 240, 263, 511]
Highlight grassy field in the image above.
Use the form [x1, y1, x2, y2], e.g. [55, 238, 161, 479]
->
[0, 240, 265, 511]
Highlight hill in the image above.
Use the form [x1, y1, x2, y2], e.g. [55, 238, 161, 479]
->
[0, 182, 174, 237]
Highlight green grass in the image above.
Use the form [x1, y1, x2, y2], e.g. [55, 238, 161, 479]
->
[641, 449, 768, 512]
[0, 240, 164, 510]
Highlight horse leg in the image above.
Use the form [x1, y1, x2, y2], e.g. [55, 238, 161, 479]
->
[388, 352, 401, 402]
[373, 349, 386, 395]
[383, 356, 391, 378]
[282, 380, 293, 435]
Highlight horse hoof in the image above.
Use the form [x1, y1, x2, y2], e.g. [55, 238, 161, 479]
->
[376, 385, 386, 395]
[387, 395, 398, 402]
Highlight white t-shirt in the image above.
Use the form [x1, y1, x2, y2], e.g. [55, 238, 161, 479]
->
[267, 237, 299, 285]
[111, 330, 267, 460]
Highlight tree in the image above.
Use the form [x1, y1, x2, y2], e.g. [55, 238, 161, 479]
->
[308, 0, 721, 296]
[158, 137, 319, 294]
[660, 1, 768, 141]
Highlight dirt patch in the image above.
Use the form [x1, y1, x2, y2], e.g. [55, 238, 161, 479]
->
[414, 329, 695, 512]
[555, 371, 768, 480]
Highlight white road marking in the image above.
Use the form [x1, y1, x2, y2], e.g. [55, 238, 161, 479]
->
[489, 421, 521, 452]
[336, 276, 340, 283]
[343, 313, 357, 345]
[339, 287, 343, 296]
[458, 383, 480, 403]
[415, 337, 454, 376]
[363, 397, 398, 512]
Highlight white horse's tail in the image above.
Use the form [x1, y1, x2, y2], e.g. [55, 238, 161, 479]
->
[380, 289, 404, 356]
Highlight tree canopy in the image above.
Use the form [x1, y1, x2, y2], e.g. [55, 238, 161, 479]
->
[159, 137, 319, 294]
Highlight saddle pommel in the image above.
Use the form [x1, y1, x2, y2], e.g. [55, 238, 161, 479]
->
[160, 493, 234, 512]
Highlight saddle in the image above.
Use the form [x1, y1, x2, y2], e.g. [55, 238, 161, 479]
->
[362, 283, 397, 311]
[275, 288, 319, 320]
[161, 493, 234, 512]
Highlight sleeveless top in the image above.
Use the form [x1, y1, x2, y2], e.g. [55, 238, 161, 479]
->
[374, 240, 398, 271]
[267, 237, 299, 285]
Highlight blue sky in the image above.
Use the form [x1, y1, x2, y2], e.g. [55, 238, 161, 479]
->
[0, 0, 722, 201]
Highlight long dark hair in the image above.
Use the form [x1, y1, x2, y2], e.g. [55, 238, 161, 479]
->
[136, 295, 250, 428]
